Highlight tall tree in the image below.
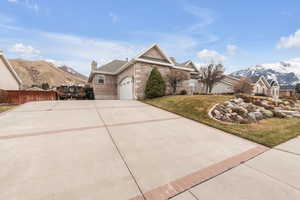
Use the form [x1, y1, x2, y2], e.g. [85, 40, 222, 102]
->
[144, 67, 166, 98]
[199, 64, 225, 94]
[167, 69, 189, 95]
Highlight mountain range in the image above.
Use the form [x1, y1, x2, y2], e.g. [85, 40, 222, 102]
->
[9, 59, 87, 89]
[231, 58, 300, 85]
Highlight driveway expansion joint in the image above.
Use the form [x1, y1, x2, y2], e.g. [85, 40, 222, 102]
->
[273, 148, 300, 157]
[94, 107, 146, 200]
[243, 163, 300, 192]
[0, 117, 181, 140]
[0, 125, 106, 140]
[130, 145, 269, 200]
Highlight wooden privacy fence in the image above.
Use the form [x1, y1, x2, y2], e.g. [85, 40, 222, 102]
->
[5, 90, 58, 105]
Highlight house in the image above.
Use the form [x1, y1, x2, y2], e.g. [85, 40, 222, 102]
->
[249, 76, 280, 99]
[0, 51, 22, 90]
[279, 85, 296, 97]
[210, 75, 240, 94]
[208, 75, 280, 99]
[88, 44, 200, 100]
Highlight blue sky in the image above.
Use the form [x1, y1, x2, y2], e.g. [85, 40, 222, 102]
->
[0, 0, 300, 75]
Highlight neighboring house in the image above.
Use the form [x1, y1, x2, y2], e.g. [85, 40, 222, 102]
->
[210, 75, 240, 94]
[208, 75, 280, 99]
[279, 85, 296, 97]
[249, 76, 280, 99]
[0, 51, 22, 90]
[88, 44, 200, 100]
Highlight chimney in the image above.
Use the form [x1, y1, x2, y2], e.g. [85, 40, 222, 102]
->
[91, 60, 97, 71]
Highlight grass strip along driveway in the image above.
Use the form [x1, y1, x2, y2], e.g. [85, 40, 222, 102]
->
[142, 95, 300, 147]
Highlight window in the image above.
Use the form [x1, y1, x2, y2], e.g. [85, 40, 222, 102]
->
[96, 75, 105, 84]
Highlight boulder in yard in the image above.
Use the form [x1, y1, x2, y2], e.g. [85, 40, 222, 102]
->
[254, 111, 264, 120]
[260, 109, 274, 118]
[292, 113, 300, 118]
[273, 110, 287, 118]
[248, 112, 257, 122]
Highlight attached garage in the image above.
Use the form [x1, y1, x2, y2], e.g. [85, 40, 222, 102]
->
[119, 77, 133, 100]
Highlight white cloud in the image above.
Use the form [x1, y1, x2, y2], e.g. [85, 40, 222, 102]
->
[8, 0, 18, 3]
[109, 12, 119, 23]
[277, 30, 300, 49]
[9, 43, 40, 58]
[1, 24, 144, 75]
[197, 49, 226, 63]
[226, 44, 237, 55]
[184, 5, 215, 32]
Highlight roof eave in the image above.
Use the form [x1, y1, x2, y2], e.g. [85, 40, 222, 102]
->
[0, 54, 23, 87]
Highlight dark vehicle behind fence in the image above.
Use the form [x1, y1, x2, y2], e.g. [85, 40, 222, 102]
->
[56, 85, 94, 100]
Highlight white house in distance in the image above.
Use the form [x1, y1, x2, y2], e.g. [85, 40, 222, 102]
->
[211, 75, 280, 99]
[0, 50, 22, 90]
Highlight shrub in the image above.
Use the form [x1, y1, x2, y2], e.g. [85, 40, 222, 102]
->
[179, 90, 187, 95]
[145, 67, 166, 98]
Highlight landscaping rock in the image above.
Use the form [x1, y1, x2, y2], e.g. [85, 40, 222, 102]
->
[254, 111, 264, 120]
[248, 112, 257, 122]
[260, 109, 274, 118]
[210, 96, 300, 124]
[273, 110, 287, 118]
[232, 106, 248, 117]
[213, 109, 221, 119]
[292, 114, 300, 118]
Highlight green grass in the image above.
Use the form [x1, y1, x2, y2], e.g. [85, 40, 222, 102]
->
[142, 95, 300, 147]
[0, 105, 15, 113]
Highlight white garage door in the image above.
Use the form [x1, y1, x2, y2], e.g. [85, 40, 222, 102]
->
[119, 77, 133, 100]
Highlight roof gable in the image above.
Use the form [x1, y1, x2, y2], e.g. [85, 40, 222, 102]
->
[135, 44, 173, 65]
[184, 61, 198, 72]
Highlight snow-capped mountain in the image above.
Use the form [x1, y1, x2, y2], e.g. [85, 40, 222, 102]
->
[231, 58, 300, 85]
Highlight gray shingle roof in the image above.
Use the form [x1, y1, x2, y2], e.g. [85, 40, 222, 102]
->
[97, 60, 127, 73]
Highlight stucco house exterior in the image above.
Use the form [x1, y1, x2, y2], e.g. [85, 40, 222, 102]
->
[210, 75, 240, 94]
[209, 75, 280, 99]
[0, 51, 22, 90]
[88, 44, 200, 100]
[249, 76, 280, 99]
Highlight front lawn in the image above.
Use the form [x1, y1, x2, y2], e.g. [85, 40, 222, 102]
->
[0, 105, 15, 113]
[142, 95, 300, 147]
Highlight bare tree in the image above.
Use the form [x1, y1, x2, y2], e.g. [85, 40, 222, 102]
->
[167, 69, 189, 94]
[199, 64, 225, 94]
[233, 77, 253, 94]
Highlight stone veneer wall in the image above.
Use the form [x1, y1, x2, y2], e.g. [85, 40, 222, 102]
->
[134, 62, 191, 99]
[93, 73, 117, 100]
[117, 65, 134, 83]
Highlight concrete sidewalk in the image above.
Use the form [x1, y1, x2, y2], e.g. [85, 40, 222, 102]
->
[0, 100, 299, 199]
[170, 137, 300, 200]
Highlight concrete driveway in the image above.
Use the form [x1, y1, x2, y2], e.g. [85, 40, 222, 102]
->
[0, 100, 299, 200]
